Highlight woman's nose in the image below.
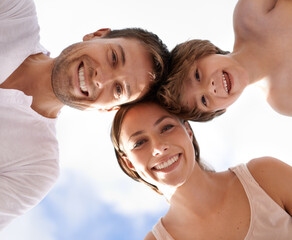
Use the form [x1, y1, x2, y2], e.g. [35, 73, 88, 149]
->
[152, 142, 169, 157]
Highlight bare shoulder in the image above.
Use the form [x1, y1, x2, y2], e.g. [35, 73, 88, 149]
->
[247, 157, 292, 211]
[266, 92, 292, 117]
[247, 156, 291, 182]
[144, 231, 156, 240]
[234, 0, 278, 17]
[233, 0, 278, 39]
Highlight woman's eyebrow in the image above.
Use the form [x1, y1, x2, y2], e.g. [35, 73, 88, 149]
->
[128, 130, 144, 142]
[128, 115, 172, 141]
[154, 116, 172, 126]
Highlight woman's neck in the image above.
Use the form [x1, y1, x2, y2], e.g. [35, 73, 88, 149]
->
[162, 165, 231, 219]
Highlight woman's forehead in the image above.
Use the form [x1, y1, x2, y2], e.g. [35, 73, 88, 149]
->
[120, 103, 172, 135]
[125, 103, 174, 124]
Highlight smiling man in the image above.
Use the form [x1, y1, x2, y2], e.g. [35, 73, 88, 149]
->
[51, 34, 156, 112]
[0, 0, 169, 229]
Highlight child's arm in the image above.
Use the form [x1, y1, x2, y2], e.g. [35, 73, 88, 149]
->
[233, 0, 279, 40]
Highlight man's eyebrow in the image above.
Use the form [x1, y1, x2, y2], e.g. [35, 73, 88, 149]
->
[118, 44, 126, 66]
[128, 115, 171, 141]
[123, 82, 131, 100]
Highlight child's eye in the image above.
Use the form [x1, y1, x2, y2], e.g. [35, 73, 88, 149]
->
[195, 69, 200, 81]
[161, 124, 174, 133]
[201, 95, 207, 106]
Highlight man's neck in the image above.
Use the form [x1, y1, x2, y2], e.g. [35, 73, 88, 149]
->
[0, 53, 64, 118]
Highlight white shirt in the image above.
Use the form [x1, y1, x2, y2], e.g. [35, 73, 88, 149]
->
[0, 0, 59, 229]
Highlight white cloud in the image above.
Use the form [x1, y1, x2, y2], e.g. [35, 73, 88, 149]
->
[0, 204, 56, 240]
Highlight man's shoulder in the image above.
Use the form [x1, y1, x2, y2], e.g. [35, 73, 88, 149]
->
[0, 0, 36, 18]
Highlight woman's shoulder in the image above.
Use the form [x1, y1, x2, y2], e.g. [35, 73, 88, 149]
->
[144, 231, 156, 240]
[247, 156, 289, 173]
[247, 156, 290, 183]
[247, 157, 292, 211]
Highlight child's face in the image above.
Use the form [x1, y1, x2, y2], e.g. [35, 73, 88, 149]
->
[181, 54, 249, 112]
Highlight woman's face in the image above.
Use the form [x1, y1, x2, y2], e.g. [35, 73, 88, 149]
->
[181, 54, 249, 112]
[119, 102, 196, 189]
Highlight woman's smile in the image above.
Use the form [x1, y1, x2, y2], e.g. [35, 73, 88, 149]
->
[152, 153, 181, 173]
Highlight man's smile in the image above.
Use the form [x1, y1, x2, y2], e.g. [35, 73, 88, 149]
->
[78, 62, 89, 96]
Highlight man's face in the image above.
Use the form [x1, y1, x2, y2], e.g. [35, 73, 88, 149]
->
[51, 37, 153, 111]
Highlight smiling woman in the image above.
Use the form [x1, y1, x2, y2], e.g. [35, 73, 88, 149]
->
[110, 100, 292, 240]
[111, 100, 204, 194]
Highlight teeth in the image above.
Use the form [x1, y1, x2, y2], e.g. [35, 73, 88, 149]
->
[154, 155, 179, 170]
[222, 73, 228, 93]
[79, 66, 88, 93]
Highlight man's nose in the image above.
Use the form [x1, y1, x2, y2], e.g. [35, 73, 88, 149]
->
[92, 68, 112, 88]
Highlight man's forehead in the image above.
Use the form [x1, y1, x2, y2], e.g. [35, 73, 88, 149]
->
[101, 37, 141, 46]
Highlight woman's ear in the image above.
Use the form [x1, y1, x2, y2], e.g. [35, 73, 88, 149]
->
[121, 154, 135, 171]
[83, 28, 111, 41]
[184, 121, 193, 139]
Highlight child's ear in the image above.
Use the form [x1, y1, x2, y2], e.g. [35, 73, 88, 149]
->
[121, 155, 135, 171]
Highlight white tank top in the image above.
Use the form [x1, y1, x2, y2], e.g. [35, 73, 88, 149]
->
[152, 164, 292, 239]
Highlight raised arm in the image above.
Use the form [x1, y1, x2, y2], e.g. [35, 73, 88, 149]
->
[247, 157, 292, 216]
[234, 0, 278, 16]
[233, 0, 280, 40]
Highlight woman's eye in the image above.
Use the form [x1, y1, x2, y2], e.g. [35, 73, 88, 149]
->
[112, 50, 118, 66]
[201, 95, 207, 106]
[161, 124, 174, 133]
[195, 69, 200, 81]
[133, 139, 146, 149]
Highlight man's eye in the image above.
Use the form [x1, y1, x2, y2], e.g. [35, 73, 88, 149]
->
[133, 139, 146, 149]
[201, 95, 207, 106]
[115, 84, 123, 98]
[195, 69, 200, 81]
[112, 50, 118, 66]
[161, 124, 174, 133]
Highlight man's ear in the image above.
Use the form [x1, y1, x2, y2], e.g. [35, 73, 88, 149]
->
[121, 155, 135, 171]
[83, 28, 111, 41]
[97, 106, 120, 112]
[184, 121, 193, 139]
[106, 106, 120, 112]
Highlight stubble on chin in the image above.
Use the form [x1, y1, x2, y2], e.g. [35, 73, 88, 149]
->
[51, 46, 87, 110]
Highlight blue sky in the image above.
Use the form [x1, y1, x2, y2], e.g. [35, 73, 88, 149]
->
[1, 0, 292, 239]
